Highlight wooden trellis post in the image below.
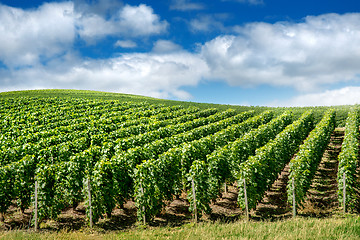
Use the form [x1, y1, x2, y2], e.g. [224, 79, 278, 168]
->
[87, 178, 93, 228]
[140, 181, 146, 225]
[243, 179, 249, 221]
[292, 179, 296, 218]
[192, 179, 198, 223]
[34, 180, 38, 231]
[343, 172, 346, 213]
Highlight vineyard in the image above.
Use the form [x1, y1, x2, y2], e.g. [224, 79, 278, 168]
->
[0, 90, 359, 231]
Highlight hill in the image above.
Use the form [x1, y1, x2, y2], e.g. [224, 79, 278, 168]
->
[0, 89, 359, 239]
[0, 89, 353, 125]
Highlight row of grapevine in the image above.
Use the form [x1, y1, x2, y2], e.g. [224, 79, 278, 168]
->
[2, 103, 176, 140]
[28, 109, 228, 220]
[107, 109, 217, 150]
[113, 109, 236, 152]
[113, 109, 251, 171]
[1, 100, 151, 134]
[0, 102, 203, 221]
[0, 154, 37, 216]
[3, 95, 356, 226]
[0, 105, 195, 165]
[237, 110, 314, 210]
[206, 111, 293, 203]
[287, 110, 336, 209]
[0, 102, 149, 148]
[9, 109, 250, 222]
[0, 135, 93, 217]
[337, 109, 359, 211]
[83, 107, 208, 147]
[86, 110, 254, 222]
[134, 111, 274, 222]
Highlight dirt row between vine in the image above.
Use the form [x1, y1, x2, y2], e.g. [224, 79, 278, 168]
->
[254, 127, 344, 220]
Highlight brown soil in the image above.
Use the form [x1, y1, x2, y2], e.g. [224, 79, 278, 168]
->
[209, 185, 243, 222]
[253, 128, 345, 220]
[299, 128, 344, 216]
[0, 187, 245, 231]
[254, 163, 292, 220]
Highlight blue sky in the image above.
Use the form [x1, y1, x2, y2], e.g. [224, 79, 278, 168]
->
[1, 0, 360, 106]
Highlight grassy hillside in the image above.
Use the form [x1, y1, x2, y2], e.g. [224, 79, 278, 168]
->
[1, 89, 360, 239]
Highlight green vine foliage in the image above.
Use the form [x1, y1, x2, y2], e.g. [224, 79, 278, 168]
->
[133, 111, 257, 222]
[187, 160, 212, 217]
[82, 146, 103, 222]
[287, 109, 336, 206]
[57, 158, 85, 209]
[113, 109, 244, 172]
[83, 106, 202, 223]
[14, 155, 37, 212]
[134, 158, 167, 223]
[180, 110, 274, 184]
[237, 110, 314, 210]
[337, 109, 359, 211]
[90, 155, 133, 221]
[36, 163, 65, 221]
[207, 111, 293, 201]
[135, 109, 273, 222]
[178, 110, 275, 214]
[114, 109, 237, 152]
[2, 96, 351, 227]
[0, 164, 15, 216]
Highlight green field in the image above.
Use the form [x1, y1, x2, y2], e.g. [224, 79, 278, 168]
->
[0, 89, 360, 239]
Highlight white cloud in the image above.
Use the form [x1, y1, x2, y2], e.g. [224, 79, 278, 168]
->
[189, 14, 227, 33]
[77, 4, 168, 41]
[2, 3, 360, 106]
[117, 4, 168, 36]
[201, 13, 360, 91]
[242, 0, 264, 5]
[0, 2, 168, 68]
[271, 87, 360, 107]
[170, 0, 205, 11]
[0, 2, 75, 68]
[114, 40, 137, 48]
[0, 52, 208, 100]
[152, 40, 182, 53]
[222, 0, 264, 5]
[74, 0, 123, 17]
[76, 13, 115, 40]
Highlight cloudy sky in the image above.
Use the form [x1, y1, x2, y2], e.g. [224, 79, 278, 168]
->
[1, 0, 360, 106]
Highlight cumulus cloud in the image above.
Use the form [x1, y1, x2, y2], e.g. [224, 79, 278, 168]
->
[0, 52, 208, 100]
[271, 87, 360, 107]
[201, 13, 360, 91]
[0, 2, 168, 67]
[0, 2, 75, 68]
[114, 40, 137, 48]
[74, 0, 123, 17]
[152, 40, 182, 53]
[2, 1, 360, 106]
[170, 0, 205, 11]
[116, 4, 168, 36]
[76, 4, 168, 41]
[189, 14, 228, 33]
[222, 0, 264, 5]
